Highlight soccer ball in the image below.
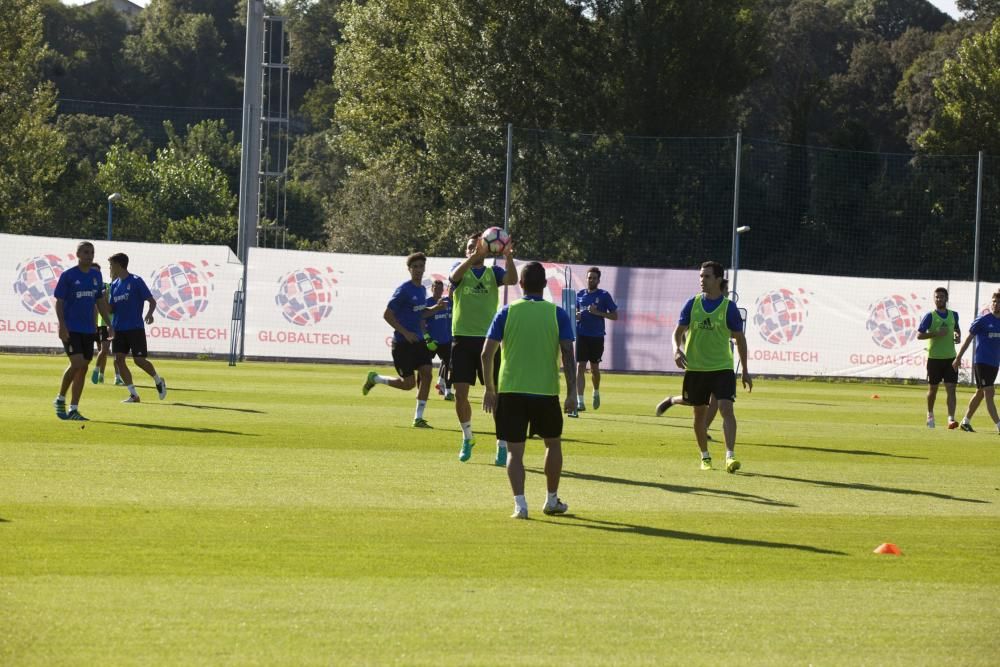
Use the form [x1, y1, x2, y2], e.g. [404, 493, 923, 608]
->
[482, 226, 511, 255]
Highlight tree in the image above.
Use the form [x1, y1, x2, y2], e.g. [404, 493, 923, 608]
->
[957, 0, 1000, 20]
[919, 21, 1000, 155]
[0, 0, 67, 235]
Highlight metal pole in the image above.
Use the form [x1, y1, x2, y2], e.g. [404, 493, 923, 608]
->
[730, 132, 743, 295]
[234, 0, 265, 363]
[503, 123, 513, 233]
[107, 202, 113, 241]
[971, 150, 984, 365]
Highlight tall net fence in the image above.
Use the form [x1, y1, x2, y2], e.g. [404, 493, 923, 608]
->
[57, 99, 243, 145]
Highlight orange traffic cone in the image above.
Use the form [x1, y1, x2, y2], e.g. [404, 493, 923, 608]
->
[871, 394, 880, 399]
[873, 542, 901, 555]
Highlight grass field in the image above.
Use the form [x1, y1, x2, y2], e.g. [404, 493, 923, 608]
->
[1, 353, 998, 665]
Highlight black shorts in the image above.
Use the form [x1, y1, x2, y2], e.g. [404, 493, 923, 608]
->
[431, 341, 452, 365]
[927, 358, 958, 385]
[97, 326, 110, 343]
[576, 335, 605, 364]
[682, 369, 737, 406]
[495, 394, 563, 442]
[973, 363, 999, 389]
[391, 339, 432, 378]
[63, 332, 96, 361]
[450, 336, 500, 385]
[112, 329, 149, 357]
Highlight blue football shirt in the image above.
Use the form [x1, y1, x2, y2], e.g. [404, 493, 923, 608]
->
[387, 281, 428, 343]
[110, 274, 154, 331]
[53, 266, 104, 334]
[576, 288, 618, 337]
[426, 297, 453, 343]
[968, 312, 1000, 367]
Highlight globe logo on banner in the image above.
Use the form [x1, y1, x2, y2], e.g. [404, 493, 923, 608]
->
[13, 254, 68, 315]
[275, 267, 338, 326]
[149, 261, 214, 321]
[866, 294, 923, 349]
[753, 288, 809, 344]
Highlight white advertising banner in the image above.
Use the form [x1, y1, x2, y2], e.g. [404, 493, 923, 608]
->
[737, 270, 992, 380]
[1, 233, 241, 355]
[5, 233, 995, 379]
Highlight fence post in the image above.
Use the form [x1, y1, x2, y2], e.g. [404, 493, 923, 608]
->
[730, 131, 743, 296]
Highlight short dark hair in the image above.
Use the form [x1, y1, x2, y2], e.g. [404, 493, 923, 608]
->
[406, 252, 427, 267]
[587, 267, 601, 277]
[432, 279, 444, 287]
[934, 287, 948, 298]
[993, 288, 1000, 300]
[77, 241, 94, 253]
[700, 260, 724, 279]
[109, 252, 129, 269]
[521, 262, 547, 293]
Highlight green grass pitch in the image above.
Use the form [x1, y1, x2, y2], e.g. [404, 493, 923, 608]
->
[1, 353, 998, 665]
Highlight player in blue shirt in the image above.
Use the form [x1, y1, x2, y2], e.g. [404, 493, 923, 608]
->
[575, 266, 618, 411]
[89, 263, 120, 386]
[362, 252, 444, 428]
[424, 279, 454, 400]
[53, 241, 114, 421]
[953, 289, 1000, 434]
[108, 253, 166, 403]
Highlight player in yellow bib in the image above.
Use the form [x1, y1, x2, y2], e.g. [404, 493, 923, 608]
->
[671, 261, 752, 472]
[916, 287, 961, 429]
[481, 262, 577, 519]
[449, 232, 518, 464]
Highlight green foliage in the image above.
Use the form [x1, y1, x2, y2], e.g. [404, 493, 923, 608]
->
[919, 21, 1000, 155]
[97, 143, 237, 247]
[0, 0, 67, 235]
[957, 0, 1000, 20]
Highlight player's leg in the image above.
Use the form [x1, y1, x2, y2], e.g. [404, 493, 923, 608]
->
[491, 345, 508, 466]
[439, 343, 453, 399]
[961, 364, 992, 431]
[412, 359, 434, 428]
[705, 394, 719, 433]
[450, 337, 480, 460]
[66, 334, 94, 419]
[926, 382, 939, 428]
[590, 337, 604, 409]
[92, 330, 109, 383]
[944, 383, 958, 428]
[713, 371, 740, 472]
[129, 331, 166, 400]
[982, 385, 999, 431]
[537, 395, 567, 515]
[506, 440, 527, 518]
[692, 404, 711, 468]
[55, 337, 81, 418]
[497, 393, 529, 517]
[576, 361, 587, 411]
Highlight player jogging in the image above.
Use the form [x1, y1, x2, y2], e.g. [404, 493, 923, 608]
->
[953, 289, 1000, 434]
[916, 287, 961, 429]
[53, 241, 114, 421]
[89, 263, 121, 386]
[481, 262, 577, 519]
[362, 252, 442, 428]
[108, 253, 166, 403]
[575, 266, 617, 412]
[425, 279, 454, 401]
[672, 261, 752, 472]
[449, 232, 518, 464]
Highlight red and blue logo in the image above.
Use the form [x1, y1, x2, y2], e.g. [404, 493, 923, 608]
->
[149, 261, 214, 321]
[275, 267, 338, 327]
[13, 254, 69, 316]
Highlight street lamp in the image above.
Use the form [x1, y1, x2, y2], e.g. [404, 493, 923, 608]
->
[107, 192, 122, 241]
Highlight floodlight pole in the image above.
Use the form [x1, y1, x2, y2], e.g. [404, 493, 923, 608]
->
[729, 131, 742, 285]
[971, 150, 984, 365]
[107, 192, 121, 241]
[502, 122, 513, 306]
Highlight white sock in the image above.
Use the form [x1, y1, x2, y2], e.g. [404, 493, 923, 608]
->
[153, 374, 162, 383]
[127, 384, 137, 397]
[948, 415, 954, 422]
[375, 375, 391, 385]
[70, 404, 78, 412]
[514, 494, 527, 510]
[962, 417, 971, 424]
[461, 421, 473, 439]
[726, 450, 735, 459]
[577, 394, 584, 404]
[546, 491, 558, 505]
[414, 400, 427, 419]
[927, 412, 934, 419]
[497, 439, 507, 451]
[56, 394, 65, 402]
[701, 451, 711, 460]
[593, 390, 600, 397]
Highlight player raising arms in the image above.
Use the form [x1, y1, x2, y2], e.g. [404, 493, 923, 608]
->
[53, 241, 114, 421]
[575, 266, 618, 412]
[481, 262, 577, 519]
[672, 261, 751, 472]
[450, 232, 518, 464]
[424, 279, 454, 401]
[363, 252, 441, 428]
[108, 253, 166, 403]
[916, 287, 961, 429]
[953, 288, 1000, 434]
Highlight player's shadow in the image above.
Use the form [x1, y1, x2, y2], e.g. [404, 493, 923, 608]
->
[113, 422, 257, 437]
[551, 515, 845, 555]
[0, 517, 10, 523]
[787, 401, 838, 407]
[528, 468, 796, 508]
[742, 441, 927, 460]
[742, 472, 989, 504]
[132, 384, 209, 393]
[169, 402, 266, 414]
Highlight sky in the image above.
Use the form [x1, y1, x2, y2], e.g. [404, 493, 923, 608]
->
[63, 0, 964, 18]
